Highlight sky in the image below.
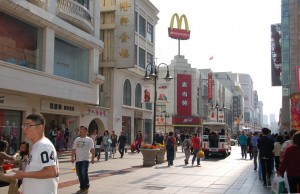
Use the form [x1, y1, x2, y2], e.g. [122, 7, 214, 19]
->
[150, 0, 282, 122]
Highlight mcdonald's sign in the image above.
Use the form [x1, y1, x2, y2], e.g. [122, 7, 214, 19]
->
[168, 13, 190, 40]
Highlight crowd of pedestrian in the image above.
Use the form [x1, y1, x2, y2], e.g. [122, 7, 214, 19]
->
[237, 128, 300, 193]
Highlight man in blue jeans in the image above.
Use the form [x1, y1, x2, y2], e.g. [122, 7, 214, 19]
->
[238, 130, 248, 159]
[72, 126, 95, 194]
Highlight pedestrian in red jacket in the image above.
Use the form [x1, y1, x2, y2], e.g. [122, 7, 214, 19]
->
[277, 131, 300, 193]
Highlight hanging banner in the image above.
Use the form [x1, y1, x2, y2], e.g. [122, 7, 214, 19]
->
[297, 66, 300, 91]
[177, 74, 192, 116]
[141, 85, 154, 103]
[157, 84, 169, 103]
[208, 73, 213, 100]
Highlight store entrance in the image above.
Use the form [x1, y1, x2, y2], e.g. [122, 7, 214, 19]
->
[43, 113, 78, 149]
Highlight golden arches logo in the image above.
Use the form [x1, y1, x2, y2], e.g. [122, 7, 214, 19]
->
[168, 13, 190, 40]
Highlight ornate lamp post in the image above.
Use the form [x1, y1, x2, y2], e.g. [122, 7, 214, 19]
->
[144, 63, 173, 145]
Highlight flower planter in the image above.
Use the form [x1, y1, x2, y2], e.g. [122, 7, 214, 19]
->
[140, 149, 159, 166]
[156, 148, 166, 164]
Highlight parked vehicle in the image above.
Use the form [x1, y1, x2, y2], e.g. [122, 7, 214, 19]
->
[230, 138, 238, 146]
[201, 122, 232, 158]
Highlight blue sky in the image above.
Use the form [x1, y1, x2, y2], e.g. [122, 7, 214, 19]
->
[150, 0, 282, 121]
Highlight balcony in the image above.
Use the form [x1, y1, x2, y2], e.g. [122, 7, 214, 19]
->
[27, 0, 47, 9]
[56, 0, 94, 34]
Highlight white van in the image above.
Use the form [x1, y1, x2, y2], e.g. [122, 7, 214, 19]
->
[201, 122, 231, 158]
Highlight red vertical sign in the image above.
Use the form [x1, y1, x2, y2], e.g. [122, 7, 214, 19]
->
[297, 66, 300, 91]
[177, 74, 192, 116]
[208, 73, 212, 100]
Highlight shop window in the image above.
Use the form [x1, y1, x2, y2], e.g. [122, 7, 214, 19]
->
[0, 12, 41, 70]
[54, 37, 89, 83]
[135, 83, 142, 108]
[0, 109, 22, 155]
[123, 79, 132, 106]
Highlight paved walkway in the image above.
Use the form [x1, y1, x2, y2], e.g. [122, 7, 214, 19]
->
[0, 146, 272, 194]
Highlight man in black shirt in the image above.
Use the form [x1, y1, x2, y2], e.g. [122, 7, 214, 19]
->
[257, 128, 274, 187]
[118, 132, 127, 158]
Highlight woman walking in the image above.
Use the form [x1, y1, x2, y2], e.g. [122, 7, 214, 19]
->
[182, 134, 192, 165]
[102, 130, 110, 161]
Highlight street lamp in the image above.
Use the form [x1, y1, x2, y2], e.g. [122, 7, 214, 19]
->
[144, 63, 173, 145]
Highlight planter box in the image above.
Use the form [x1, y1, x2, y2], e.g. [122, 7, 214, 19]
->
[140, 149, 159, 166]
[156, 148, 166, 164]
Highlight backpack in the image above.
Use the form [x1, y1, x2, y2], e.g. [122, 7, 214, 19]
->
[166, 137, 174, 150]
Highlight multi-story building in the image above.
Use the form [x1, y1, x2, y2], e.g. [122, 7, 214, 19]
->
[0, 0, 104, 153]
[99, 0, 159, 143]
[279, 0, 300, 131]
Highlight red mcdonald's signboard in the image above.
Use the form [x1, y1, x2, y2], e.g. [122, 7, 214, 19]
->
[168, 13, 190, 40]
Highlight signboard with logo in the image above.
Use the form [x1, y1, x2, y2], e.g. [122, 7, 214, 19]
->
[168, 13, 190, 40]
[177, 74, 192, 116]
[173, 116, 200, 125]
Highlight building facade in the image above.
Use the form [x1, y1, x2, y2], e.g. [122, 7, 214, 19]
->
[0, 0, 104, 153]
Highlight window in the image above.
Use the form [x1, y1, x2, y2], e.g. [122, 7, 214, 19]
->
[145, 102, 152, 110]
[139, 47, 145, 68]
[146, 23, 153, 42]
[135, 83, 142, 108]
[74, 0, 89, 9]
[54, 38, 89, 83]
[139, 15, 146, 37]
[123, 79, 132, 106]
[134, 45, 137, 65]
[147, 53, 153, 67]
[134, 12, 138, 32]
[0, 12, 41, 70]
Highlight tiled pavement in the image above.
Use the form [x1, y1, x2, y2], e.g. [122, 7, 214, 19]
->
[0, 146, 272, 194]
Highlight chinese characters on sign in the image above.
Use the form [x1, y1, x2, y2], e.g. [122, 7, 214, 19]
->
[119, 1, 130, 58]
[177, 74, 191, 116]
[208, 73, 212, 100]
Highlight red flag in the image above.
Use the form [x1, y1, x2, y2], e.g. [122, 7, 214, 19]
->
[209, 56, 213, 60]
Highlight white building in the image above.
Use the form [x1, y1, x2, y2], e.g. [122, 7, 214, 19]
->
[0, 0, 104, 152]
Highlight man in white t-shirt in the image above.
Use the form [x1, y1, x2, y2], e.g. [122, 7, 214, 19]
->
[10, 113, 59, 194]
[72, 126, 95, 194]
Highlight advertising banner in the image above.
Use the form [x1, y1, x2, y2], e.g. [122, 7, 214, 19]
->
[290, 93, 300, 130]
[157, 84, 169, 103]
[177, 74, 191, 116]
[141, 85, 154, 103]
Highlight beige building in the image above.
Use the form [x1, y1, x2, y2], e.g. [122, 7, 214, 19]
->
[99, 0, 159, 143]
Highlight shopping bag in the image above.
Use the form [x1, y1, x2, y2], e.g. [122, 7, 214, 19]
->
[196, 150, 205, 158]
[271, 174, 285, 194]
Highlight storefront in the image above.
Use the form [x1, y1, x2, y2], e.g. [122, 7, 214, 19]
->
[0, 92, 27, 154]
[40, 99, 80, 149]
[173, 116, 201, 135]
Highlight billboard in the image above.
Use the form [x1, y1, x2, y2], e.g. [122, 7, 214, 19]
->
[271, 24, 282, 86]
[168, 13, 190, 40]
[208, 73, 213, 100]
